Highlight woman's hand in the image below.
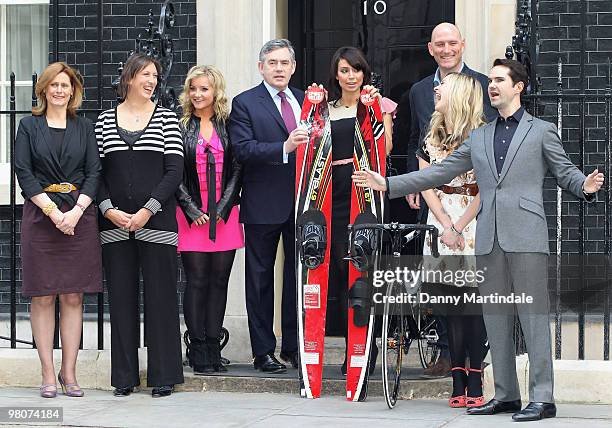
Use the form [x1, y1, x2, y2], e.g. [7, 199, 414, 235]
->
[307, 83, 327, 96]
[48, 209, 64, 226]
[105, 209, 132, 229]
[48, 209, 72, 234]
[352, 169, 387, 191]
[193, 213, 209, 226]
[362, 84, 382, 102]
[126, 208, 153, 232]
[55, 207, 83, 235]
[440, 227, 465, 251]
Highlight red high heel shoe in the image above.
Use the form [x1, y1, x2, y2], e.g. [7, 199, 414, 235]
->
[449, 367, 468, 408]
[465, 367, 484, 408]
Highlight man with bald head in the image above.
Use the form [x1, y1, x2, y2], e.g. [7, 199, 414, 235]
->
[407, 23, 496, 200]
[405, 22, 496, 377]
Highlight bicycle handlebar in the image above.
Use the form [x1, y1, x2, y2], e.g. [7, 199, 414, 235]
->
[349, 222, 440, 258]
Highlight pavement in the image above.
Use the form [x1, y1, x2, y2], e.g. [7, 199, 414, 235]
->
[0, 387, 611, 428]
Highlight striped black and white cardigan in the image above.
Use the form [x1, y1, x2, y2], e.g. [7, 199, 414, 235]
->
[95, 105, 184, 246]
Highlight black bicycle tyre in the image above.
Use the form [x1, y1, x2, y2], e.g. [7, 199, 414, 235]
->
[382, 281, 404, 409]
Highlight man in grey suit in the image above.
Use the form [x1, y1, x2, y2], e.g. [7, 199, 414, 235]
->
[354, 59, 604, 422]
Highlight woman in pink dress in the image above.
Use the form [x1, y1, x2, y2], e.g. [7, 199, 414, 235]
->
[176, 65, 244, 373]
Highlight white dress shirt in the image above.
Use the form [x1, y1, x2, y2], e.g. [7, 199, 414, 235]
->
[262, 80, 301, 163]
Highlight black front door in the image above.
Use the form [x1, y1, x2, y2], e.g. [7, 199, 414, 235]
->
[288, 0, 455, 336]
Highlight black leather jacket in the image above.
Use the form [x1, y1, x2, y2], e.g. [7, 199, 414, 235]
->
[176, 115, 242, 224]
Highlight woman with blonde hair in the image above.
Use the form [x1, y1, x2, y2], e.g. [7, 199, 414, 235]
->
[176, 65, 243, 373]
[15, 62, 102, 398]
[415, 72, 488, 408]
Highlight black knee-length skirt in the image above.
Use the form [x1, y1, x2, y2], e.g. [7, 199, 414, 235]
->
[21, 199, 103, 297]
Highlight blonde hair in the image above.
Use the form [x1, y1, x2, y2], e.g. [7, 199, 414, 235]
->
[33, 62, 83, 117]
[179, 65, 229, 126]
[424, 73, 485, 153]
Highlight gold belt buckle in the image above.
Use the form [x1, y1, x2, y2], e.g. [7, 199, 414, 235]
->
[58, 182, 72, 193]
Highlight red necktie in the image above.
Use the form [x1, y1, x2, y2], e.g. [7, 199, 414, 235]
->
[278, 91, 297, 133]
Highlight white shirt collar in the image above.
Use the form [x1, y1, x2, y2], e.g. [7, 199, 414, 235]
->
[262, 80, 296, 102]
[434, 62, 466, 86]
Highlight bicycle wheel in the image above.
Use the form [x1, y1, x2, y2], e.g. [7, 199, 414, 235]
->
[382, 281, 405, 409]
[415, 301, 442, 369]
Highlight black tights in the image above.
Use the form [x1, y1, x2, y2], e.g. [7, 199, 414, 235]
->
[181, 250, 236, 341]
[424, 284, 487, 397]
[448, 312, 487, 397]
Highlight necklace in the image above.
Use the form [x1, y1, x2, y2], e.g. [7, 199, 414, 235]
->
[124, 104, 151, 124]
[339, 98, 358, 109]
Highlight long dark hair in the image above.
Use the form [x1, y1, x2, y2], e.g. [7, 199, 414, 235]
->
[327, 46, 372, 105]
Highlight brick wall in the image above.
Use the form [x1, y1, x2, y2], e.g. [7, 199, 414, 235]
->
[49, 0, 197, 114]
[0, 0, 195, 316]
[535, 0, 611, 314]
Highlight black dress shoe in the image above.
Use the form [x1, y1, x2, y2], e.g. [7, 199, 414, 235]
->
[113, 386, 134, 397]
[279, 351, 299, 369]
[151, 385, 174, 398]
[512, 402, 557, 422]
[466, 398, 522, 415]
[253, 353, 287, 373]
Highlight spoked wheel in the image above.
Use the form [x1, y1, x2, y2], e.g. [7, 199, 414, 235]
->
[382, 281, 406, 409]
[415, 302, 442, 370]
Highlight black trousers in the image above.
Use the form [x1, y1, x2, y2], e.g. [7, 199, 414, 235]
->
[244, 219, 297, 357]
[103, 239, 184, 388]
[328, 241, 349, 338]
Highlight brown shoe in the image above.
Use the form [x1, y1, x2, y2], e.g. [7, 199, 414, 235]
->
[422, 357, 451, 378]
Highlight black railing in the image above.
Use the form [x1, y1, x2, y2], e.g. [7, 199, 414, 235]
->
[504, 0, 612, 361]
[1, 0, 178, 351]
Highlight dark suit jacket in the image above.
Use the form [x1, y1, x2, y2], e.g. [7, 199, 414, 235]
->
[407, 64, 497, 174]
[228, 82, 304, 224]
[15, 114, 101, 207]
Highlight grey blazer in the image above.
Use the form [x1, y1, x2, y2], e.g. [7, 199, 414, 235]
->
[388, 111, 592, 255]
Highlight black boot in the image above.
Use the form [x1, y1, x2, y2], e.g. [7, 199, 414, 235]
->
[187, 332, 213, 374]
[207, 336, 228, 373]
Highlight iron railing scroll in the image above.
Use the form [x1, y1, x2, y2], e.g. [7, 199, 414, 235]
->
[112, 1, 177, 109]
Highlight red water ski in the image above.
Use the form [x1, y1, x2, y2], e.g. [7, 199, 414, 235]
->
[346, 90, 386, 402]
[295, 87, 333, 399]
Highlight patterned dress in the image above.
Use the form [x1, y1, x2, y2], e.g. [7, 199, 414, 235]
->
[417, 138, 478, 287]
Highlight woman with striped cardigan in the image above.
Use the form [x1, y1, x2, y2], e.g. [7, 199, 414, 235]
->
[95, 53, 184, 398]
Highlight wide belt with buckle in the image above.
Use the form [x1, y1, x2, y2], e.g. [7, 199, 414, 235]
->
[437, 183, 479, 196]
[44, 183, 77, 193]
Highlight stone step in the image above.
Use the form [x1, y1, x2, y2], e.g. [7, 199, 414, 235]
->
[271, 337, 425, 366]
[177, 364, 452, 400]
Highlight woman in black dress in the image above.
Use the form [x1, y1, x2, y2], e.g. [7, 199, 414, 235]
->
[325, 47, 382, 375]
[15, 62, 102, 398]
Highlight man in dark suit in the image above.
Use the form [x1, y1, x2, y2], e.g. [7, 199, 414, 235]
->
[229, 39, 306, 374]
[402, 23, 497, 377]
